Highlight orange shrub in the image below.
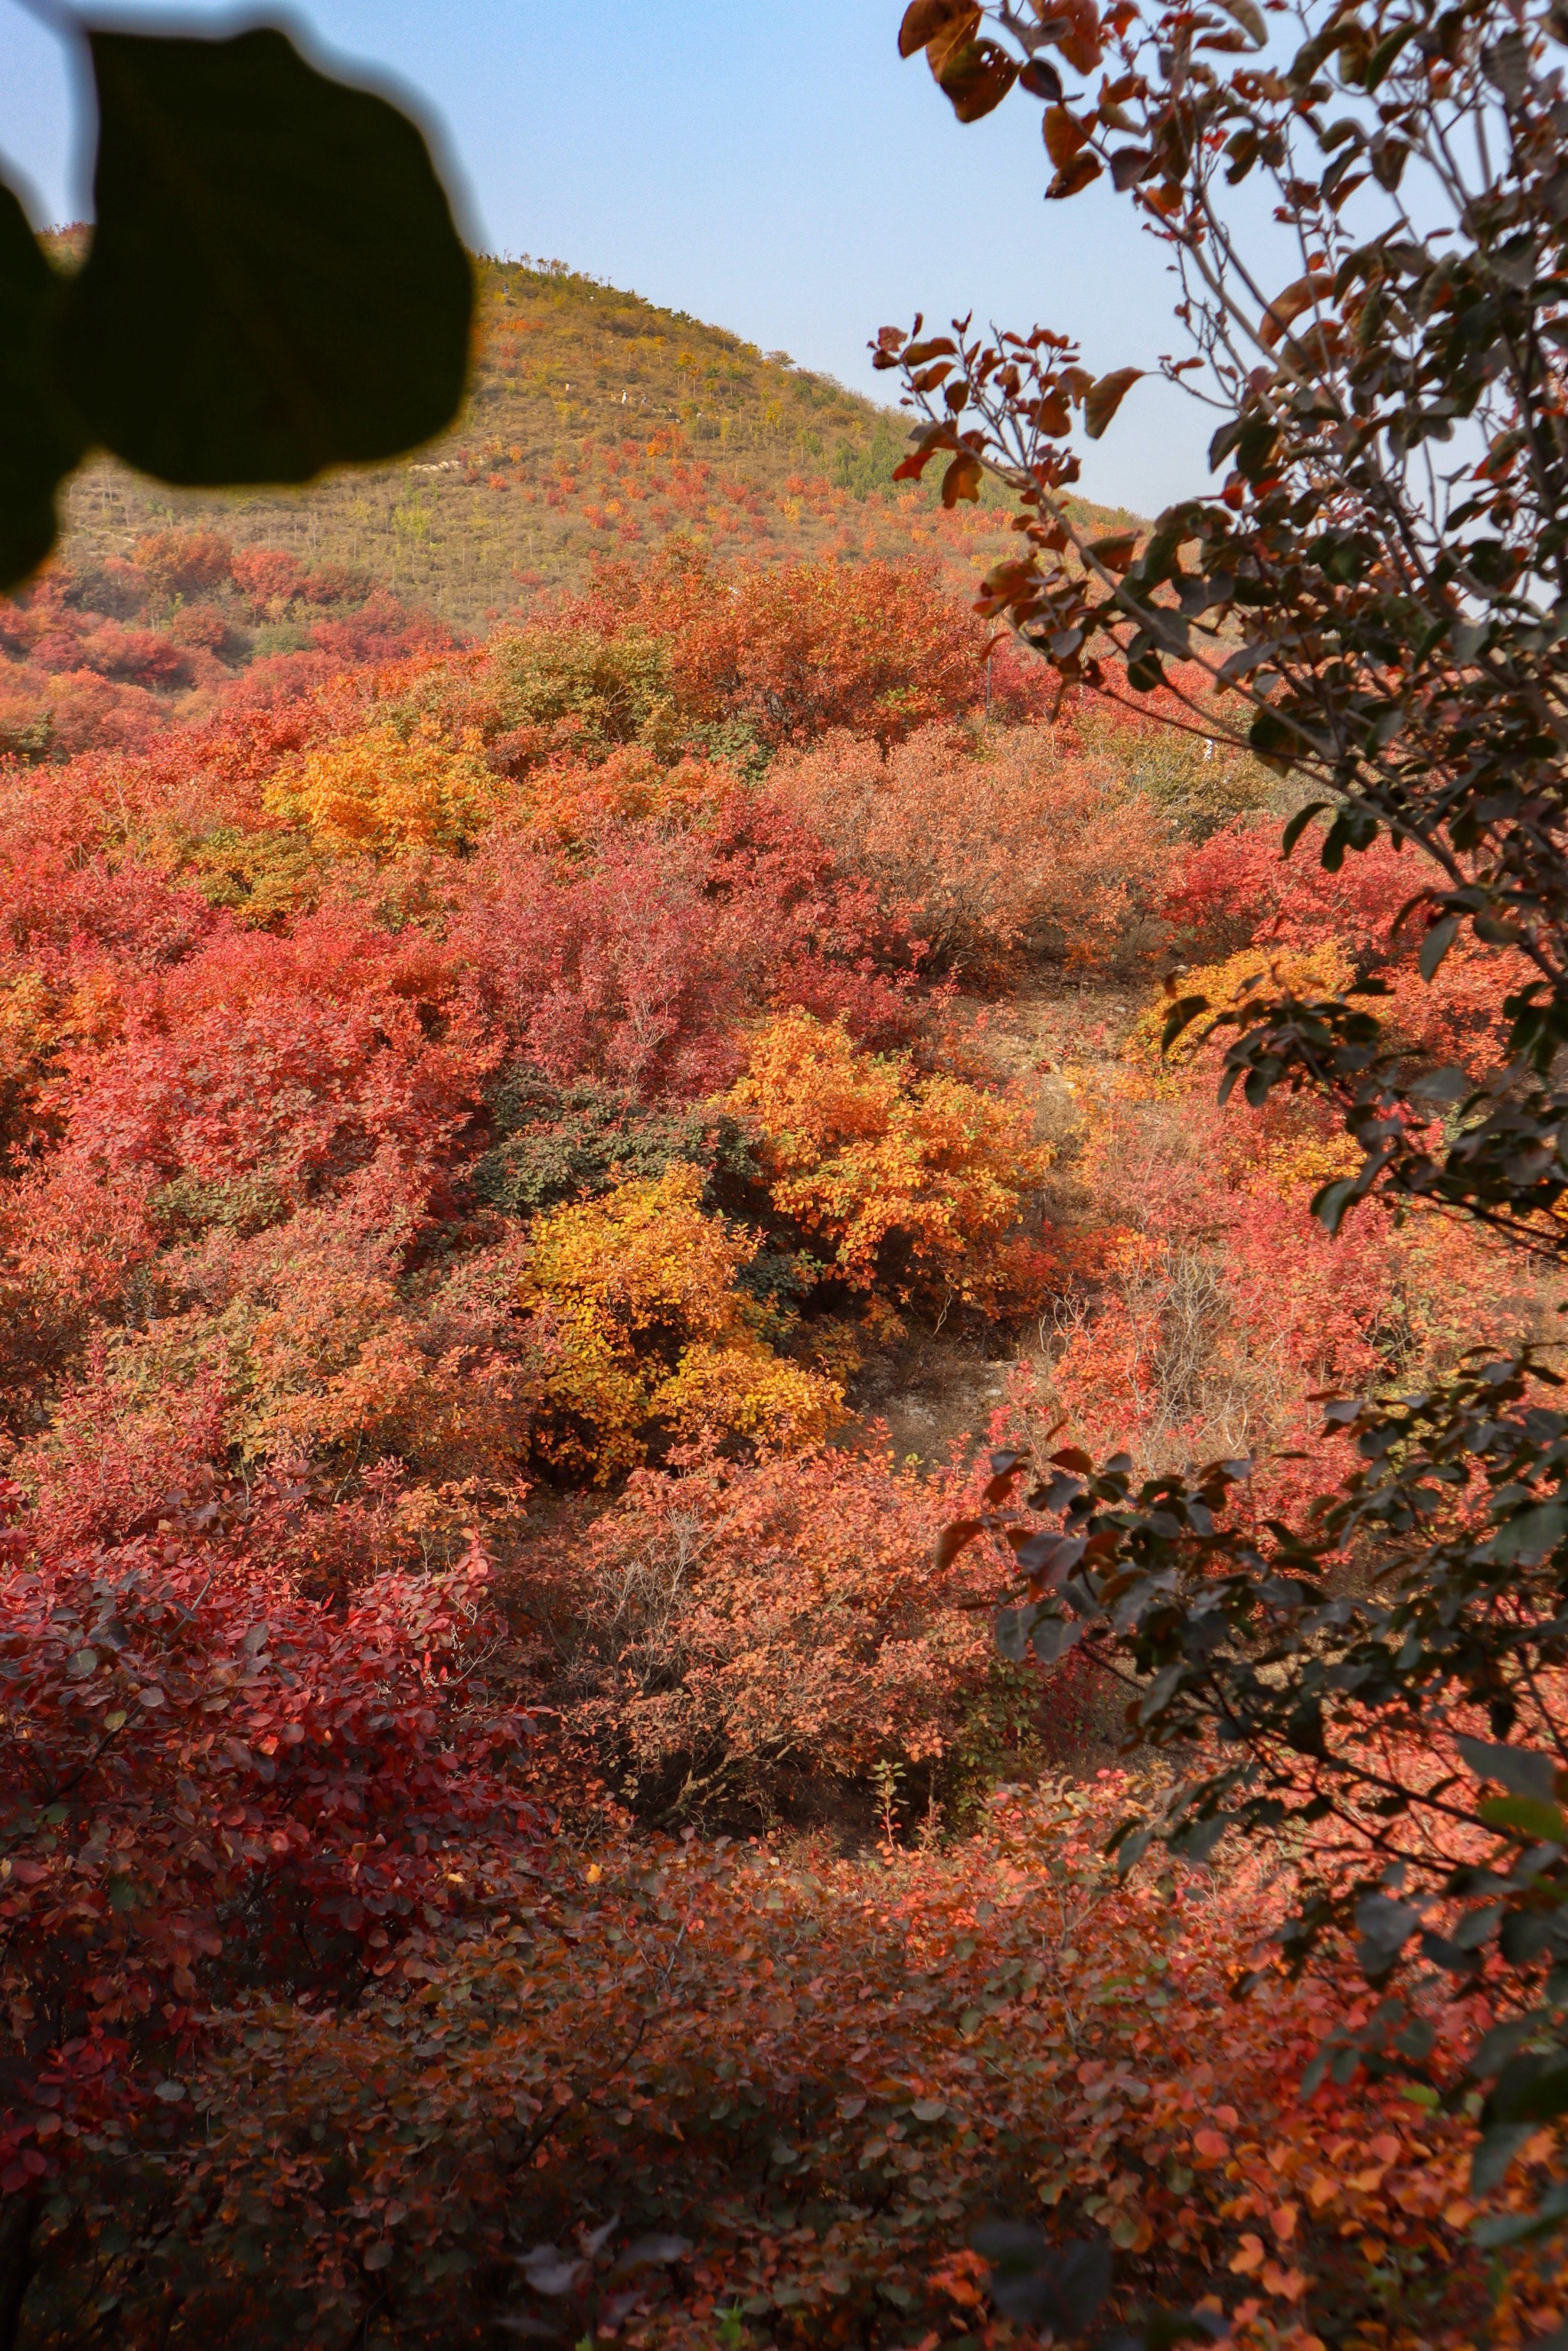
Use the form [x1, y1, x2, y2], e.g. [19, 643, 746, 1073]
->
[13, 1173, 541, 1553]
[727, 1011, 1051, 1311]
[264, 717, 499, 855]
[503, 743, 740, 850]
[517, 1438, 1003, 1817]
[569, 547, 988, 747]
[517, 1163, 842, 1480]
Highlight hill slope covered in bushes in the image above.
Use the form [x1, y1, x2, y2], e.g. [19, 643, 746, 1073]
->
[0, 520, 1558, 2346]
[51, 255, 1135, 629]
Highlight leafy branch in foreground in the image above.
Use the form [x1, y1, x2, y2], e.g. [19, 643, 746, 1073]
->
[896, 0, 1568, 2248]
[1, 15, 472, 589]
[884, 0, 1568, 1262]
[947, 1359, 1568, 2238]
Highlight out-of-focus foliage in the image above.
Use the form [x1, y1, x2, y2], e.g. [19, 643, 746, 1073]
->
[0, 22, 472, 587]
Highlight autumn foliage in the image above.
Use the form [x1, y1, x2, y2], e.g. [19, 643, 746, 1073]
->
[0, 525, 1551, 2348]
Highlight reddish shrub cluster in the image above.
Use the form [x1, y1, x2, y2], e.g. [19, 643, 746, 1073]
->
[0, 531, 452, 760]
[0, 523, 1547, 2349]
[0, 1483, 535, 2212]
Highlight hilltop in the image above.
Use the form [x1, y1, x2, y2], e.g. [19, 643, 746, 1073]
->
[53, 255, 1136, 630]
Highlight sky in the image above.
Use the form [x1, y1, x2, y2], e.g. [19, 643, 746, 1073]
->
[0, 0, 1220, 516]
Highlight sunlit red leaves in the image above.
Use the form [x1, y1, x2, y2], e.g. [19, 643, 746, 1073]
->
[769, 718, 1174, 977]
[518, 1438, 1000, 1804]
[54, 911, 495, 1220]
[0, 1495, 535, 2197]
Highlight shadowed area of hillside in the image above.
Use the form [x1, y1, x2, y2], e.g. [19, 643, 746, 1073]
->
[52, 255, 1137, 628]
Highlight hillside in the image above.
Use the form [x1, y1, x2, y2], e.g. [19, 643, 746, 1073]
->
[0, 486, 1532, 2346]
[54, 254, 1135, 629]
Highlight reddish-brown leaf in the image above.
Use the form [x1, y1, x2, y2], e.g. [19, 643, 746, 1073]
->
[935, 1517, 985, 1569]
[1040, 0, 1104, 73]
[898, 0, 978, 57]
[935, 36, 1020, 122]
[903, 336, 959, 366]
[1083, 366, 1142, 437]
[1043, 105, 1089, 170]
[1259, 273, 1334, 349]
[942, 452, 984, 507]
[1019, 57, 1065, 100]
[1086, 530, 1139, 571]
[1046, 152, 1104, 199]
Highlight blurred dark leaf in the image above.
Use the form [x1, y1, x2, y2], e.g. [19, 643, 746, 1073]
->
[0, 180, 87, 589]
[62, 25, 472, 484]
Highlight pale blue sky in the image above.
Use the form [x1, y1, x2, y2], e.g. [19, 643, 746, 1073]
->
[0, 0, 1216, 514]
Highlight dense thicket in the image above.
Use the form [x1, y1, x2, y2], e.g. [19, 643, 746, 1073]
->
[0, 506, 1554, 2346]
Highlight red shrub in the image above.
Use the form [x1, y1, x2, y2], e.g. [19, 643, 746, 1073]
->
[0, 1492, 533, 2204]
[450, 795, 926, 1101]
[770, 720, 1174, 974]
[453, 826, 749, 1099]
[230, 546, 308, 607]
[54, 913, 495, 1216]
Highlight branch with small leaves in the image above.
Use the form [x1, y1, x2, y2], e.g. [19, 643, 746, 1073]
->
[890, 0, 1568, 1259]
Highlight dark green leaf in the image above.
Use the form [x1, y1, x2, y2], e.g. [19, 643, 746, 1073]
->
[1455, 1737, 1559, 1801]
[1478, 1793, 1568, 1843]
[1418, 915, 1460, 981]
[1279, 800, 1331, 857]
[1248, 707, 1302, 769]
[1472, 2121, 1537, 2193]
[1312, 1175, 1362, 1234]
[995, 1607, 1032, 1662]
[1160, 994, 1210, 1053]
[62, 26, 472, 485]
